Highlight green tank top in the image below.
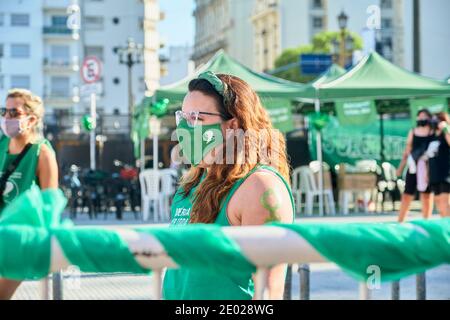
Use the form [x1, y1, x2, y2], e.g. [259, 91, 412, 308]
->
[162, 164, 295, 300]
[0, 135, 53, 213]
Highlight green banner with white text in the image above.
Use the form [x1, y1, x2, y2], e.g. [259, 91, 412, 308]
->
[308, 116, 411, 168]
[261, 97, 294, 133]
[335, 99, 378, 126]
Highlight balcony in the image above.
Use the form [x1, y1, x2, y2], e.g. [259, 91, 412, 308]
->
[43, 0, 72, 9]
[43, 26, 75, 39]
[43, 92, 75, 107]
[43, 58, 79, 73]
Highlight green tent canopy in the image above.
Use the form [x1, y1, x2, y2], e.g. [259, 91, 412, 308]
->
[139, 50, 305, 133]
[297, 51, 450, 102]
[155, 49, 306, 101]
[298, 64, 347, 101]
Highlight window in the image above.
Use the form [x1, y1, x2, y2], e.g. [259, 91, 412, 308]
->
[11, 13, 30, 27]
[11, 44, 30, 58]
[139, 17, 144, 30]
[85, 46, 103, 61]
[51, 76, 70, 97]
[0, 44, 3, 58]
[0, 75, 4, 90]
[312, 17, 323, 28]
[312, 0, 323, 9]
[50, 45, 70, 65]
[11, 75, 30, 89]
[0, 13, 4, 26]
[85, 16, 104, 30]
[381, 18, 392, 29]
[381, 0, 393, 9]
[51, 15, 68, 27]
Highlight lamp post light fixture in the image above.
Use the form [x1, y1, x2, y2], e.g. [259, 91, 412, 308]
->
[335, 10, 354, 68]
[337, 10, 348, 30]
[115, 38, 144, 133]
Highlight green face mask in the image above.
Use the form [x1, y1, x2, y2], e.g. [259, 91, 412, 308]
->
[175, 118, 224, 166]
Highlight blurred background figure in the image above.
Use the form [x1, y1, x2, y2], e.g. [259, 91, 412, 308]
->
[396, 109, 434, 222]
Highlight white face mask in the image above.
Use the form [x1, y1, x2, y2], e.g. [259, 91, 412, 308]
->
[0, 116, 31, 138]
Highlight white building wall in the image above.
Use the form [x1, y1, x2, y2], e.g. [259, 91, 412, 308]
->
[227, 0, 255, 68]
[160, 45, 194, 86]
[82, 0, 146, 114]
[401, 0, 413, 72]
[419, 0, 450, 79]
[0, 0, 44, 99]
[279, 0, 309, 50]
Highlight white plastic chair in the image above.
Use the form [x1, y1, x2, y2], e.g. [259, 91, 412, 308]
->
[139, 169, 163, 222]
[292, 165, 335, 216]
[159, 168, 178, 220]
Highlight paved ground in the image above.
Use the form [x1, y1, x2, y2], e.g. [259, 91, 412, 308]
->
[12, 205, 450, 300]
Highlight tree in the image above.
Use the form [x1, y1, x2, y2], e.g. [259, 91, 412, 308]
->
[272, 30, 363, 83]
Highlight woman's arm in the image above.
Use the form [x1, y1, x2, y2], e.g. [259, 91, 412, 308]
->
[229, 170, 294, 299]
[397, 130, 413, 177]
[36, 144, 59, 189]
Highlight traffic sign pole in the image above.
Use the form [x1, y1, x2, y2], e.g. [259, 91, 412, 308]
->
[90, 92, 96, 171]
[81, 56, 102, 172]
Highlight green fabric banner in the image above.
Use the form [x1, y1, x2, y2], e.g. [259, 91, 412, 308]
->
[335, 99, 377, 126]
[261, 97, 294, 133]
[1, 187, 449, 286]
[409, 97, 448, 124]
[308, 116, 411, 167]
[281, 219, 450, 282]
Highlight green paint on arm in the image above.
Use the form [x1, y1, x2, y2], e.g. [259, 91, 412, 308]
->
[260, 188, 282, 223]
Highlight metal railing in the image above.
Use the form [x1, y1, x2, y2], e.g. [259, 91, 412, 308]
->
[45, 265, 428, 301]
[43, 26, 72, 35]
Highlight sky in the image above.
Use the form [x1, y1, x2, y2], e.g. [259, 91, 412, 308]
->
[158, 0, 195, 48]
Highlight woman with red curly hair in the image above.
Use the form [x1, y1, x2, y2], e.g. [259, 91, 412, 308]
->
[162, 71, 294, 300]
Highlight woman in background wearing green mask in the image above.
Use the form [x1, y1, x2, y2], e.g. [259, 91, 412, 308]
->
[0, 89, 59, 299]
[163, 72, 295, 300]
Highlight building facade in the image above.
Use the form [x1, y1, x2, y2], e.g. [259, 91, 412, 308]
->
[192, 0, 255, 68]
[160, 45, 195, 86]
[250, 0, 376, 72]
[191, 0, 449, 78]
[0, 0, 163, 116]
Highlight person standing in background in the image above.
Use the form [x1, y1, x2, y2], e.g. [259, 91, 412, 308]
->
[427, 112, 450, 218]
[396, 109, 434, 222]
[0, 89, 59, 299]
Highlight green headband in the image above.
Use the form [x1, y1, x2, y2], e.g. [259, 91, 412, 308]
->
[197, 71, 230, 105]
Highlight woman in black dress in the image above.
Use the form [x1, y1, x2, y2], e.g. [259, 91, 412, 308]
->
[427, 112, 450, 218]
[396, 109, 434, 222]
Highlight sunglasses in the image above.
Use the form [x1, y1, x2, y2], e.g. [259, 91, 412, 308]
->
[0, 107, 27, 118]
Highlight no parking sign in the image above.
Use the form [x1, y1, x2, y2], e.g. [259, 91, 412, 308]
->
[81, 56, 102, 84]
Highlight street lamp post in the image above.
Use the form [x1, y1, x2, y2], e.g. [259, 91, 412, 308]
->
[116, 38, 144, 133]
[333, 10, 354, 68]
[337, 11, 348, 67]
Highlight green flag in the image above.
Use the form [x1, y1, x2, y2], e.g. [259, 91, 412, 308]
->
[261, 97, 294, 133]
[335, 99, 377, 126]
